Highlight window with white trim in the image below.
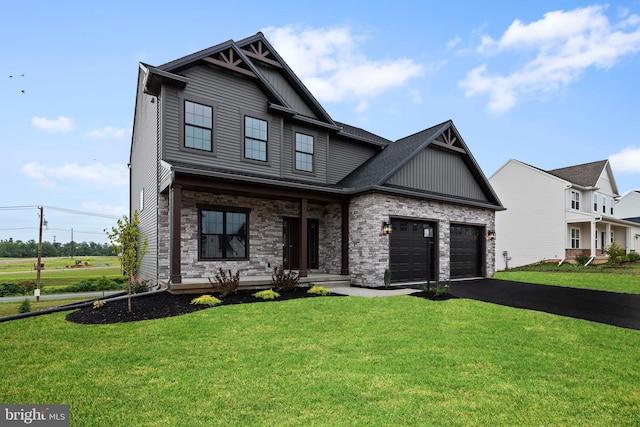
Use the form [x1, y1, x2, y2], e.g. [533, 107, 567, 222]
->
[571, 191, 580, 210]
[593, 194, 598, 212]
[571, 228, 580, 249]
[602, 195, 606, 214]
[610, 197, 614, 215]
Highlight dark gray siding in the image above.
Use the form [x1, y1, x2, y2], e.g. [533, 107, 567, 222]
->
[281, 122, 328, 184]
[254, 63, 318, 119]
[387, 146, 489, 201]
[130, 70, 160, 281]
[328, 137, 379, 184]
[162, 66, 284, 178]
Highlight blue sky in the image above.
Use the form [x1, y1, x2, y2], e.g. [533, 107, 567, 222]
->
[2, 0, 640, 244]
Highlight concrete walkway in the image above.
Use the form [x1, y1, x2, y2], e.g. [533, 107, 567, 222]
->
[329, 286, 417, 297]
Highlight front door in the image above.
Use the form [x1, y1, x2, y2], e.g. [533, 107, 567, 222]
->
[283, 218, 319, 270]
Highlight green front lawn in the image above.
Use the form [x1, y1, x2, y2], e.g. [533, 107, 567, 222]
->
[1, 296, 638, 426]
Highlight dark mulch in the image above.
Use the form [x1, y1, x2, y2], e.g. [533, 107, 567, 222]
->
[409, 291, 458, 301]
[449, 278, 640, 331]
[66, 288, 342, 325]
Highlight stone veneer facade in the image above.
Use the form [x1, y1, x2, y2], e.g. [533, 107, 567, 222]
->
[349, 193, 496, 287]
[157, 190, 495, 286]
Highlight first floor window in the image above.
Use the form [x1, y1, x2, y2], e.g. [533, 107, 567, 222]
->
[200, 208, 248, 259]
[244, 116, 267, 161]
[185, 100, 212, 151]
[571, 228, 580, 249]
[295, 132, 314, 172]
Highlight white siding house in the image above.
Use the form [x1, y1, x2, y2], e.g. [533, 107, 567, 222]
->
[490, 159, 640, 269]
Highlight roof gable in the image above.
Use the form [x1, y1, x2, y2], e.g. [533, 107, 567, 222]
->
[547, 160, 607, 188]
[339, 120, 502, 207]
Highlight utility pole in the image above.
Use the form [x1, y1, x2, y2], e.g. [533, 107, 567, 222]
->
[36, 206, 43, 302]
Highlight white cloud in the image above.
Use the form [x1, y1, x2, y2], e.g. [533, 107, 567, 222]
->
[86, 126, 127, 139]
[609, 147, 640, 173]
[446, 36, 462, 51]
[20, 162, 129, 187]
[263, 25, 424, 111]
[81, 201, 128, 217]
[31, 116, 75, 133]
[459, 5, 640, 114]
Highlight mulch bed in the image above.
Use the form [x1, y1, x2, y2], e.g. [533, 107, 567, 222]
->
[65, 288, 343, 325]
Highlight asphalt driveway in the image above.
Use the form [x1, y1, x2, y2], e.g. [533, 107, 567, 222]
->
[449, 278, 640, 331]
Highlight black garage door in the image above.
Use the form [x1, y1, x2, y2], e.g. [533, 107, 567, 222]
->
[450, 224, 483, 279]
[389, 218, 436, 283]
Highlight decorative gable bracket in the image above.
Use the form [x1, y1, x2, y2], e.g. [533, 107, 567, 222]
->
[432, 127, 467, 154]
[201, 47, 257, 79]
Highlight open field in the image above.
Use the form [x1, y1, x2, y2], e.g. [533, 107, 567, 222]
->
[1, 296, 638, 426]
[0, 256, 123, 289]
[0, 297, 94, 317]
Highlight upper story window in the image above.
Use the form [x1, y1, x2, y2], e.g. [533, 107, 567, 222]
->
[610, 198, 614, 215]
[602, 195, 606, 214]
[593, 194, 598, 212]
[184, 100, 212, 151]
[244, 116, 268, 162]
[295, 132, 314, 172]
[200, 207, 248, 260]
[571, 191, 580, 210]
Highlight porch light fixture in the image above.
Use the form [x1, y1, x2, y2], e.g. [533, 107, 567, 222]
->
[382, 221, 391, 235]
[487, 230, 496, 241]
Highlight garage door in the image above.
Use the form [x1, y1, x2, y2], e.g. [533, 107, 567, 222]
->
[389, 218, 436, 283]
[450, 224, 483, 279]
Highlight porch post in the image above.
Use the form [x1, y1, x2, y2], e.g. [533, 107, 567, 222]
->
[605, 223, 612, 250]
[170, 184, 182, 284]
[299, 198, 308, 278]
[590, 220, 597, 258]
[341, 201, 350, 275]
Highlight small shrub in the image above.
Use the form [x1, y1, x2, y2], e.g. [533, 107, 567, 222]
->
[626, 251, 640, 263]
[604, 242, 626, 266]
[18, 299, 31, 314]
[209, 268, 240, 297]
[190, 295, 222, 306]
[253, 289, 280, 300]
[383, 268, 392, 288]
[421, 282, 450, 298]
[575, 254, 591, 266]
[129, 277, 150, 294]
[93, 300, 106, 309]
[307, 285, 330, 296]
[0, 283, 26, 297]
[271, 267, 299, 292]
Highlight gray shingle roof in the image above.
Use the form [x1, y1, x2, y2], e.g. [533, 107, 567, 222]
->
[546, 160, 608, 187]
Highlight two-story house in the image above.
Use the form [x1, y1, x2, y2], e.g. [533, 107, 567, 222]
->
[130, 32, 504, 292]
[489, 159, 640, 269]
[616, 190, 640, 224]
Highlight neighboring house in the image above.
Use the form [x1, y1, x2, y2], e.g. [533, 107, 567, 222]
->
[616, 190, 640, 224]
[130, 32, 504, 292]
[490, 159, 640, 269]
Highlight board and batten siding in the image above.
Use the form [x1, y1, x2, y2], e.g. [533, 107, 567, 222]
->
[490, 160, 567, 269]
[280, 122, 328, 184]
[328, 138, 379, 184]
[254, 63, 318, 120]
[130, 71, 160, 281]
[162, 66, 283, 178]
[387, 146, 489, 201]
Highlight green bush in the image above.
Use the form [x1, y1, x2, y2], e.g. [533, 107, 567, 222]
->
[253, 289, 280, 300]
[626, 251, 640, 263]
[575, 254, 591, 266]
[0, 283, 26, 297]
[307, 286, 331, 296]
[271, 267, 299, 292]
[190, 295, 222, 306]
[48, 277, 125, 294]
[18, 299, 31, 314]
[604, 242, 626, 266]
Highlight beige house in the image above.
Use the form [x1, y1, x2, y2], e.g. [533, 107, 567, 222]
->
[489, 159, 640, 269]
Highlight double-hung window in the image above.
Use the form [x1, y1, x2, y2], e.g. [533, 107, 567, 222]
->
[295, 132, 314, 172]
[571, 228, 580, 249]
[244, 116, 268, 161]
[602, 195, 606, 214]
[593, 194, 598, 212]
[610, 198, 614, 215]
[200, 208, 248, 259]
[184, 100, 213, 151]
[571, 191, 580, 210]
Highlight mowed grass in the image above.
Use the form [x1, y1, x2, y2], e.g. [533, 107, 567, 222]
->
[495, 263, 640, 294]
[1, 296, 638, 426]
[0, 297, 96, 317]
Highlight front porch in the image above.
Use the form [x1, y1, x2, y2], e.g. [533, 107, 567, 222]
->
[165, 273, 352, 295]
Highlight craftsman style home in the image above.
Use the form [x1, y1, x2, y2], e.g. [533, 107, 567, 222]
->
[130, 32, 503, 292]
[490, 159, 640, 269]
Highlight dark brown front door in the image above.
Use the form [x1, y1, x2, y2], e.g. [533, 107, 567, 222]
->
[283, 218, 319, 270]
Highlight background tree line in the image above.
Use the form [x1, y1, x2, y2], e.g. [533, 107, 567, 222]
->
[0, 238, 113, 258]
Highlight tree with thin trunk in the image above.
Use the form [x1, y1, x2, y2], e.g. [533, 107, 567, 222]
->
[106, 211, 148, 312]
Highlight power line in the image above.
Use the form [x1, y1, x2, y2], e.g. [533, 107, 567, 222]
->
[0, 205, 122, 219]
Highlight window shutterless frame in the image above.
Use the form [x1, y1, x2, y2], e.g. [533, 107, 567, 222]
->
[198, 206, 250, 260]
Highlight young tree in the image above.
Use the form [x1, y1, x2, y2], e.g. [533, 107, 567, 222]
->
[106, 211, 148, 312]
